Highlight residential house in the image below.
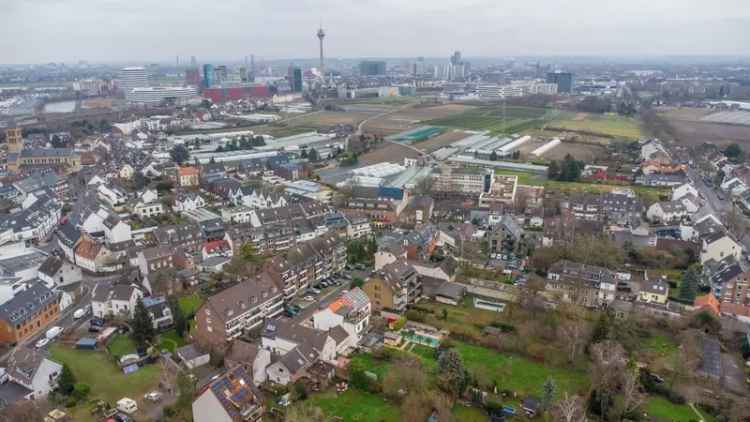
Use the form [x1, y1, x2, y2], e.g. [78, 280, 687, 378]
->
[137, 246, 174, 277]
[102, 214, 132, 245]
[143, 296, 173, 330]
[194, 272, 284, 351]
[546, 260, 624, 307]
[178, 166, 200, 187]
[398, 196, 435, 227]
[638, 278, 670, 305]
[718, 270, 750, 317]
[700, 231, 742, 265]
[346, 215, 372, 239]
[90, 282, 143, 319]
[312, 288, 372, 353]
[646, 201, 690, 223]
[56, 223, 82, 263]
[119, 164, 135, 180]
[97, 184, 128, 208]
[74, 238, 117, 273]
[363, 259, 419, 312]
[37, 256, 82, 288]
[173, 192, 206, 213]
[0, 195, 61, 243]
[225, 340, 272, 386]
[672, 183, 700, 202]
[261, 320, 337, 385]
[153, 223, 205, 255]
[133, 200, 164, 219]
[192, 366, 264, 422]
[6, 348, 62, 399]
[0, 284, 59, 344]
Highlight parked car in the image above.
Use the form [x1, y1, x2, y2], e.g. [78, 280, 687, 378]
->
[45, 326, 63, 340]
[0, 368, 8, 384]
[143, 391, 162, 402]
[303, 295, 315, 302]
[35, 338, 50, 349]
[73, 308, 86, 320]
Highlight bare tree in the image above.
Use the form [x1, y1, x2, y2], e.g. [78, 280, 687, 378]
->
[620, 369, 645, 419]
[560, 319, 587, 363]
[0, 399, 50, 422]
[590, 340, 627, 419]
[554, 392, 586, 422]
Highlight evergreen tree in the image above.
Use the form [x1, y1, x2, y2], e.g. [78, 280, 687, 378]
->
[437, 349, 469, 398]
[679, 264, 701, 302]
[308, 148, 319, 162]
[547, 160, 560, 180]
[541, 378, 556, 410]
[170, 297, 187, 338]
[57, 363, 76, 395]
[300, 149, 309, 159]
[489, 151, 498, 161]
[169, 145, 190, 165]
[131, 298, 155, 347]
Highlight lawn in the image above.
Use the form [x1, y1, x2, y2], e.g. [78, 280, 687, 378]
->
[349, 353, 391, 380]
[178, 292, 204, 317]
[309, 389, 400, 422]
[49, 344, 161, 405]
[548, 113, 642, 139]
[428, 106, 558, 134]
[454, 342, 589, 397]
[158, 329, 186, 353]
[415, 299, 510, 337]
[452, 404, 488, 422]
[493, 168, 668, 203]
[107, 334, 136, 359]
[645, 397, 709, 422]
[643, 335, 679, 356]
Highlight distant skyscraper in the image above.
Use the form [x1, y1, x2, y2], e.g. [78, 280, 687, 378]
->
[450, 51, 462, 66]
[249, 55, 256, 82]
[190, 56, 197, 67]
[185, 68, 201, 87]
[546, 72, 574, 93]
[317, 27, 326, 77]
[214, 65, 228, 84]
[119, 67, 149, 100]
[203, 64, 214, 88]
[288, 65, 303, 92]
[359, 60, 386, 76]
[239, 66, 248, 82]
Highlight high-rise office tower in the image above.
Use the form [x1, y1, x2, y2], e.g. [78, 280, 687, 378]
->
[359, 61, 386, 76]
[203, 64, 214, 88]
[288, 65, 303, 92]
[546, 72, 574, 93]
[119, 67, 149, 100]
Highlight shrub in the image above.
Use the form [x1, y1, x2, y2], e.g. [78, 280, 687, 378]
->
[72, 383, 90, 401]
[489, 321, 516, 333]
[405, 310, 426, 323]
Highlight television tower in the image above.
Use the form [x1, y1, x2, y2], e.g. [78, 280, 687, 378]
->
[317, 26, 326, 79]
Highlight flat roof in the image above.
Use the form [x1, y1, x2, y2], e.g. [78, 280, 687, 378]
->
[448, 155, 548, 174]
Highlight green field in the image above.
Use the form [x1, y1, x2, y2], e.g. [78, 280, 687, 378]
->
[158, 329, 186, 353]
[50, 345, 161, 411]
[645, 397, 711, 422]
[428, 106, 558, 134]
[548, 113, 642, 139]
[451, 405, 488, 421]
[309, 389, 401, 422]
[107, 334, 136, 359]
[452, 342, 589, 397]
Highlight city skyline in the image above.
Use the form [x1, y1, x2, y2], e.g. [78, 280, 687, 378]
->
[2, 0, 750, 64]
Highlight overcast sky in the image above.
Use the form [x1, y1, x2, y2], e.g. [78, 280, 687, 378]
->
[2, 0, 750, 64]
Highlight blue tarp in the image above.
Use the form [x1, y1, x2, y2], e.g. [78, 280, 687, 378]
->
[75, 337, 97, 350]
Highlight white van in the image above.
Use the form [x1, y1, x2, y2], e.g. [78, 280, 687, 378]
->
[117, 397, 138, 414]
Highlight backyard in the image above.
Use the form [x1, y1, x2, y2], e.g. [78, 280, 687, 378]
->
[645, 397, 713, 422]
[308, 389, 401, 422]
[49, 344, 161, 421]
